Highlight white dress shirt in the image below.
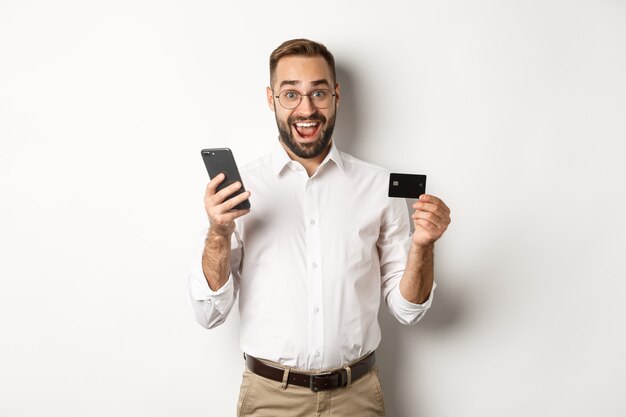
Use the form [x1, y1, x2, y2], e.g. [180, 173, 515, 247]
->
[189, 140, 435, 371]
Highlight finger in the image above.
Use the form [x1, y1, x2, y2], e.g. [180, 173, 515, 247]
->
[209, 193, 250, 219]
[412, 210, 446, 229]
[415, 209, 450, 229]
[412, 199, 452, 224]
[414, 217, 442, 234]
[229, 208, 251, 219]
[206, 173, 226, 195]
[212, 181, 244, 204]
[413, 218, 446, 244]
[418, 194, 450, 214]
[411, 201, 447, 218]
[417, 194, 449, 213]
[412, 208, 445, 226]
[220, 190, 251, 212]
[212, 208, 250, 225]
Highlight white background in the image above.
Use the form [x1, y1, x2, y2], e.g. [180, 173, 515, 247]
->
[1, 1, 625, 416]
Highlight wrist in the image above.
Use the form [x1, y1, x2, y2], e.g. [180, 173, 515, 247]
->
[409, 242, 434, 256]
[206, 228, 231, 243]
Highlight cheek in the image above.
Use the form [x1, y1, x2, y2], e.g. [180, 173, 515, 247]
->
[281, 111, 296, 125]
[322, 110, 335, 125]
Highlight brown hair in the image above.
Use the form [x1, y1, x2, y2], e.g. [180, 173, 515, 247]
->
[269, 38, 336, 87]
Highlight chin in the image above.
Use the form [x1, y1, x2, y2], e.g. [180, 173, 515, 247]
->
[277, 113, 336, 160]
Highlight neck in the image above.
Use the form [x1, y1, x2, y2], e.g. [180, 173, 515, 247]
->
[280, 140, 332, 177]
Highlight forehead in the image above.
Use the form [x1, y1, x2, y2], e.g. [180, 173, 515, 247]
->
[273, 56, 334, 88]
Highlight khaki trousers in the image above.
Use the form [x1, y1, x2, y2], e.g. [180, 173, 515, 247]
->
[236, 365, 386, 417]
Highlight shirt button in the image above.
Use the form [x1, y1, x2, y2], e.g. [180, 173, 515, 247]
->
[312, 262, 318, 269]
[315, 351, 320, 358]
[310, 219, 316, 225]
[314, 306, 319, 313]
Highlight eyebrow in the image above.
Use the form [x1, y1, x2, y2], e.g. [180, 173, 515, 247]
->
[279, 79, 332, 89]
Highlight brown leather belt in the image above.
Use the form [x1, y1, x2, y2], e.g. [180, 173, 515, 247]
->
[245, 351, 376, 392]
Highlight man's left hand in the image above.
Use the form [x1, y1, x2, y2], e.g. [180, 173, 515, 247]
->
[411, 194, 451, 248]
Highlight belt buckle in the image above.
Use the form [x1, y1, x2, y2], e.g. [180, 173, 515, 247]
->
[309, 371, 342, 392]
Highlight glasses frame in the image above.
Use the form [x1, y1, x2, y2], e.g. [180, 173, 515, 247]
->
[272, 88, 337, 110]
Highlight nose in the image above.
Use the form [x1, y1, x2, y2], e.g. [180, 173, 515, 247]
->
[295, 94, 316, 116]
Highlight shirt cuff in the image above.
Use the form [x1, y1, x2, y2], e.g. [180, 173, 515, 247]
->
[391, 282, 437, 320]
[189, 263, 235, 315]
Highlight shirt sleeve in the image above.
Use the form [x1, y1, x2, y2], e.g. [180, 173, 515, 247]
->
[378, 197, 436, 325]
[188, 227, 243, 329]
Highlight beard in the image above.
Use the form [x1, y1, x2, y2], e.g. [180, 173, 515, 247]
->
[276, 110, 336, 159]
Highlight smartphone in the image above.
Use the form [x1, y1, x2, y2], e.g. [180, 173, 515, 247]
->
[388, 173, 427, 199]
[201, 148, 250, 210]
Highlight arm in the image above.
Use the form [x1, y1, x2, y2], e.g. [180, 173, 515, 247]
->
[399, 194, 450, 304]
[202, 173, 251, 291]
[202, 231, 234, 291]
[399, 244, 434, 304]
[188, 174, 250, 329]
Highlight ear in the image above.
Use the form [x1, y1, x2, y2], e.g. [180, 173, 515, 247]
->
[266, 86, 275, 112]
[334, 83, 341, 107]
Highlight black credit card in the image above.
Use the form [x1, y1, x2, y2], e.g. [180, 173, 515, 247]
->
[388, 173, 427, 199]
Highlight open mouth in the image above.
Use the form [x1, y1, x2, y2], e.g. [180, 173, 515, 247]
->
[293, 121, 321, 140]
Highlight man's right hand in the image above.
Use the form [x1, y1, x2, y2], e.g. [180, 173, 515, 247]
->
[204, 173, 251, 237]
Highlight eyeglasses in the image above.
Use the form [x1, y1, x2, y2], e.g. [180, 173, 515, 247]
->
[274, 89, 336, 109]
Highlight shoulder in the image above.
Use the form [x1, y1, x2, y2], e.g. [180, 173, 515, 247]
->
[338, 150, 390, 180]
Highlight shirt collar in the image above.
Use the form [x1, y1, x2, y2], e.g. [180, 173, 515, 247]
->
[271, 139, 345, 176]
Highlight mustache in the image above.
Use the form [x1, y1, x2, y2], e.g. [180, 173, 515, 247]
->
[288, 114, 326, 124]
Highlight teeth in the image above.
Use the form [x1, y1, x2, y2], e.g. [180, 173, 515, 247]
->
[295, 122, 319, 127]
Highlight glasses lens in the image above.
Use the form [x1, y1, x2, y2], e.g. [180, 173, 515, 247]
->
[310, 90, 332, 109]
[279, 91, 301, 109]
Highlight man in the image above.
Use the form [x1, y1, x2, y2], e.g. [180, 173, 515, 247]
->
[189, 39, 451, 416]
